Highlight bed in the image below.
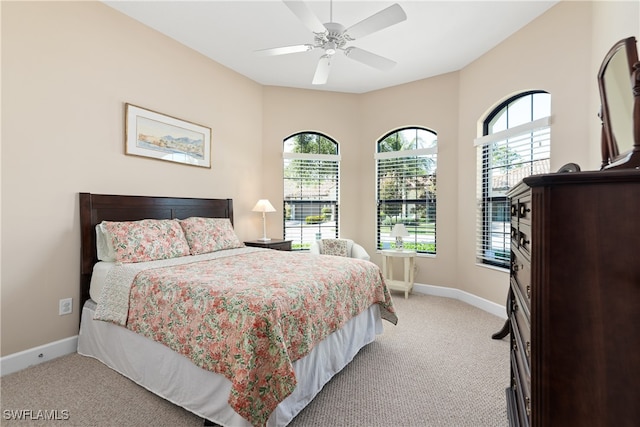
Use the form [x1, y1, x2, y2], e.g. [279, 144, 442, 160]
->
[76, 193, 397, 427]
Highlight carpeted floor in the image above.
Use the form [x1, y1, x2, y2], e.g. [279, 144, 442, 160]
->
[1, 293, 509, 426]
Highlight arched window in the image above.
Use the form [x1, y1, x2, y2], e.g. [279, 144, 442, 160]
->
[375, 127, 437, 253]
[283, 132, 340, 250]
[475, 91, 551, 268]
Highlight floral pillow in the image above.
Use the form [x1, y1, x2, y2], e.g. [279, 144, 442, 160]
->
[178, 217, 244, 255]
[101, 219, 191, 263]
[320, 239, 349, 257]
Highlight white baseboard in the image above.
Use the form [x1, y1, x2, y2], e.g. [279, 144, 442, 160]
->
[412, 283, 507, 319]
[1, 335, 78, 377]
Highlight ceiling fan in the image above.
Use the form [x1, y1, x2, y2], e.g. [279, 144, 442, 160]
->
[256, 0, 407, 85]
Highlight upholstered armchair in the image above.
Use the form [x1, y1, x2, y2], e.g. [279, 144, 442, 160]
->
[309, 238, 370, 261]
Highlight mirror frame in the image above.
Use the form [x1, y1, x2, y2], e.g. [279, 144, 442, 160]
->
[598, 36, 640, 169]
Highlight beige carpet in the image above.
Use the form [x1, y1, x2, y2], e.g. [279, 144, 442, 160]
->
[1, 293, 509, 426]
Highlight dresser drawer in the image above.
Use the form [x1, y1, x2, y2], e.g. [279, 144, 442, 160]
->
[511, 288, 531, 367]
[516, 195, 532, 224]
[506, 386, 522, 427]
[510, 279, 531, 427]
[511, 247, 531, 311]
[516, 223, 531, 254]
[510, 350, 531, 427]
[511, 311, 531, 378]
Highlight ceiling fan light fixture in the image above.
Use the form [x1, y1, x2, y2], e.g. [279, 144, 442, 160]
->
[325, 41, 337, 56]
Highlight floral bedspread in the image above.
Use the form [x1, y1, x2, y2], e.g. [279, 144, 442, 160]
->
[108, 249, 396, 426]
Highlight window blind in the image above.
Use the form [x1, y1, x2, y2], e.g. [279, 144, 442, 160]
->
[475, 117, 551, 267]
[283, 152, 340, 249]
[375, 147, 437, 253]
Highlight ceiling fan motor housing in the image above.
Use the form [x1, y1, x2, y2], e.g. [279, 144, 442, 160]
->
[315, 22, 347, 55]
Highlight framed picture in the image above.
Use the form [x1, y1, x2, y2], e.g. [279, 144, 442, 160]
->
[125, 103, 211, 168]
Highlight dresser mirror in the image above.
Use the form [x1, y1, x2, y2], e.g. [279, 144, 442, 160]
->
[598, 36, 640, 169]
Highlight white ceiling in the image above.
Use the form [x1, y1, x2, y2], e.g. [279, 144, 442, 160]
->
[104, 0, 558, 94]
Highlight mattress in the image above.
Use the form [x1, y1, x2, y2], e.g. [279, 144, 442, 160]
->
[78, 299, 382, 426]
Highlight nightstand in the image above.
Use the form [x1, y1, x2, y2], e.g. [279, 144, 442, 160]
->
[381, 249, 416, 299]
[244, 239, 292, 251]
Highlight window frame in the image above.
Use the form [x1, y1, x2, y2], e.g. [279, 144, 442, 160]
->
[476, 91, 551, 269]
[375, 127, 438, 254]
[283, 131, 340, 251]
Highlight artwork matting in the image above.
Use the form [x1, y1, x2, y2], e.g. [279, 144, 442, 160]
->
[125, 103, 211, 168]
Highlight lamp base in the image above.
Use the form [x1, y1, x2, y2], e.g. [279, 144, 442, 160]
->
[257, 237, 272, 241]
[395, 237, 404, 251]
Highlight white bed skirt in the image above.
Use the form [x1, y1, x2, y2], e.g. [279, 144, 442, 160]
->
[78, 300, 382, 427]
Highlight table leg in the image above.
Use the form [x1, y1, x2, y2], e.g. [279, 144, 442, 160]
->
[403, 257, 411, 299]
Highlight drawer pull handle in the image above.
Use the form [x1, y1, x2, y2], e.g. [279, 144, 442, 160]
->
[526, 285, 531, 299]
[519, 204, 531, 218]
[526, 397, 531, 416]
[526, 341, 531, 358]
[511, 205, 517, 217]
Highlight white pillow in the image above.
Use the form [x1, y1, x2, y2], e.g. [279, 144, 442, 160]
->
[95, 222, 116, 261]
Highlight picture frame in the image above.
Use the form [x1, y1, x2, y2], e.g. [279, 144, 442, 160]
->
[125, 103, 211, 168]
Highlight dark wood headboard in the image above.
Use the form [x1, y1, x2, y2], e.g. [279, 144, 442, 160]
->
[79, 193, 234, 313]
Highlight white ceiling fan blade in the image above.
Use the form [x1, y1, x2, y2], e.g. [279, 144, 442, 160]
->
[312, 56, 332, 85]
[345, 47, 396, 71]
[255, 44, 314, 56]
[345, 3, 407, 40]
[283, 1, 327, 34]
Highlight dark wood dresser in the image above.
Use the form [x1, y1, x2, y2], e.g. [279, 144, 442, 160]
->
[506, 169, 640, 427]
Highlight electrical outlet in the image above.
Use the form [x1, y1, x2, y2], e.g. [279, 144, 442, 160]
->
[59, 298, 72, 315]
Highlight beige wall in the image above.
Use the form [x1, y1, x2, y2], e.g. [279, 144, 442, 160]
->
[1, 1, 264, 355]
[359, 73, 461, 288]
[261, 87, 360, 239]
[457, 1, 594, 304]
[2, 1, 638, 356]
[455, 0, 638, 305]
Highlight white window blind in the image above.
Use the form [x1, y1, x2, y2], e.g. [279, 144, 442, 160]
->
[283, 145, 340, 250]
[475, 116, 551, 267]
[376, 140, 437, 253]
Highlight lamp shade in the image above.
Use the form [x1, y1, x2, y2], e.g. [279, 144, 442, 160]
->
[390, 223, 409, 237]
[252, 199, 276, 213]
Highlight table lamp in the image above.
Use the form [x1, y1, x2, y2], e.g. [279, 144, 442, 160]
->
[252, 199, 276, 241]
[390, 223, 409, 250]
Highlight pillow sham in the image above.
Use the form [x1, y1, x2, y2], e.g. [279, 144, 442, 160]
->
[178, 217, 244, 255]
[101, 219, 191, 263]
[320, 239, 349, 257]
